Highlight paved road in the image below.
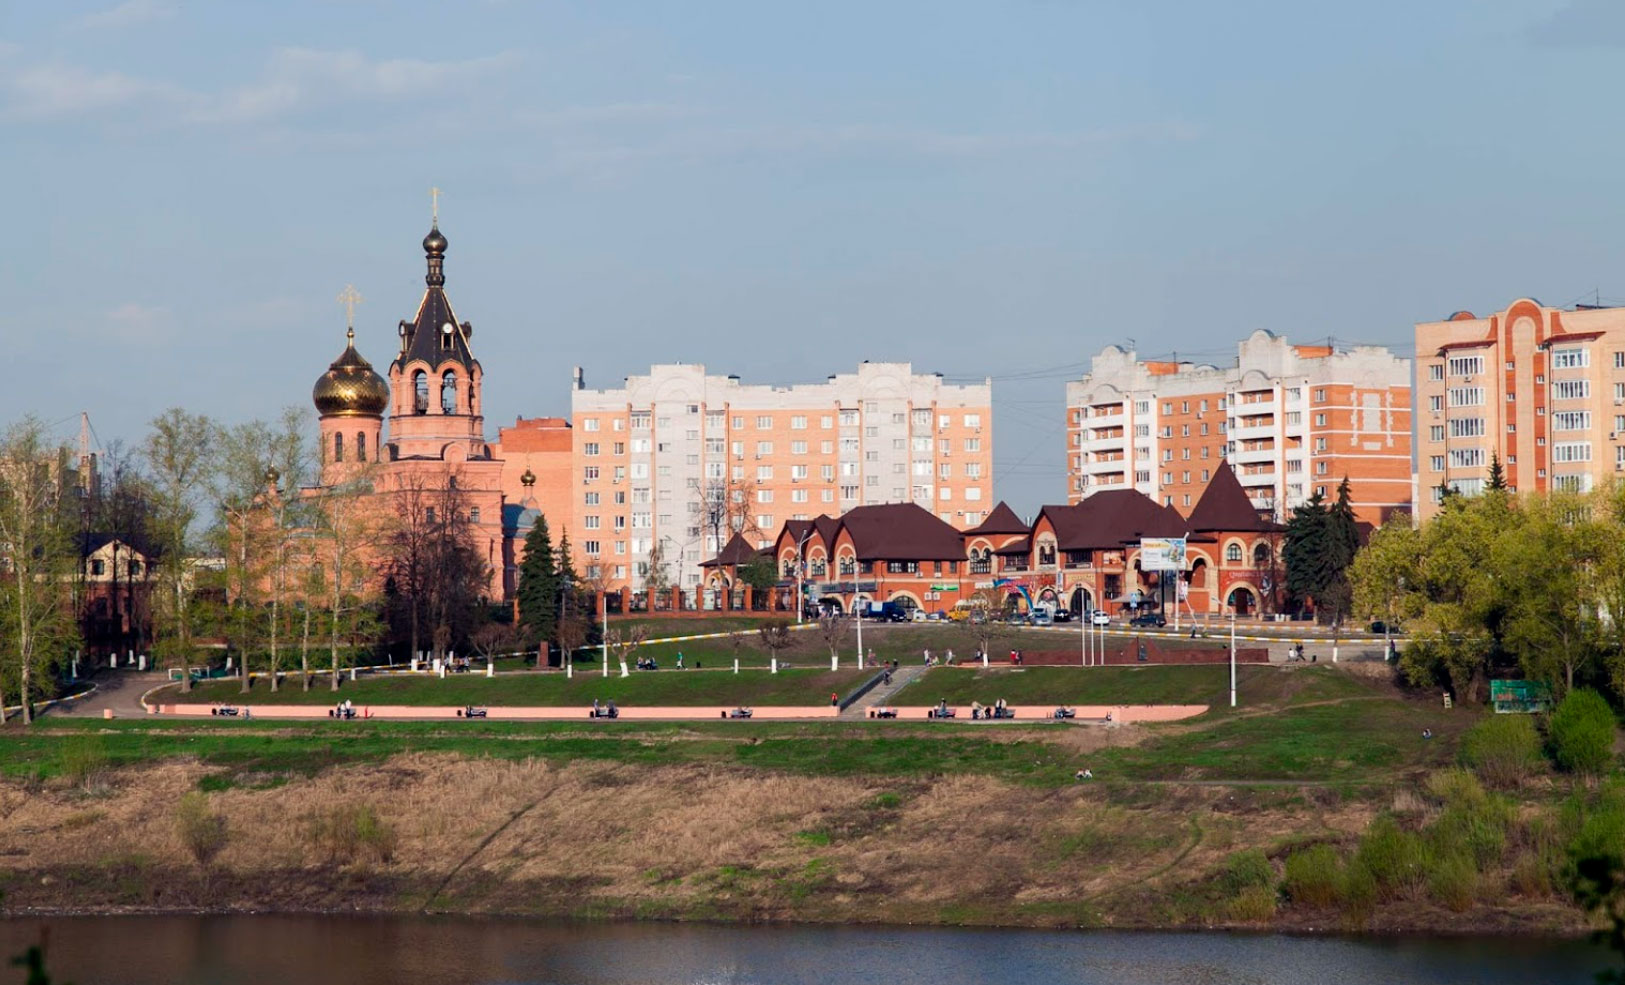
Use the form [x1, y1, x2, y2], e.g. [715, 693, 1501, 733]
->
[840, 664, 925, 719]
[45, 670, 166, 719]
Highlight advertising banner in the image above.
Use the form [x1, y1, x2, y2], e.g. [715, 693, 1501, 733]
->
[1139, 537, 1188, 572]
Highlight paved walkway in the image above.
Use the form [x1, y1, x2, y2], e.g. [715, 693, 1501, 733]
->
[46, 670, 166, 719]
[840, 664, 926, 718]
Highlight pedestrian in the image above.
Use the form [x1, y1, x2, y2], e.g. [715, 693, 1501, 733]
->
[923, 648, 932, 666]
[831, 691, 839, 707]
[945, 648, 955, 665]
[676, 651, 684, 670]
[867, 648, 876, 668]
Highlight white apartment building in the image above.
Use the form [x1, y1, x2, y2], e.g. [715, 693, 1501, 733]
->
[570, 362, 994, 593]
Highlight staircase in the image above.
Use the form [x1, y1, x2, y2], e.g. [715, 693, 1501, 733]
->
[841, 664, 926, 719]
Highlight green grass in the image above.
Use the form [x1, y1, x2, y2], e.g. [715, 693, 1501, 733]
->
[913, 665, 1259, 706]
[172, 665, 871, 707]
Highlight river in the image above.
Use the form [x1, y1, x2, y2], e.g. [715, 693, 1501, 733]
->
[0, 915, 1607, 984]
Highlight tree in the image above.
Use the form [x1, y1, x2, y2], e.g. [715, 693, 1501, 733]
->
[1498, 493, 1601, 694]
[698, 477, 762, 561]
[1486, 452, 1508, 492]
[0, 418, 83, 724]
[739, 555, 777, 597]
[967, 587, 1008, 660]
[643, 539, 671, 602]
[515, 515, 559, 650]
[309, 469, 384, 691]
[605, 624, 647, 677]
[1283, 483, 1359, 626]
[470, 621, 515, 666]
[382, 472, 487, 663]
[815, 611, 850, 667]
[143, 409, 216, 692]
[1548, 687, 1617, 775]
[757, 619, 795, 666]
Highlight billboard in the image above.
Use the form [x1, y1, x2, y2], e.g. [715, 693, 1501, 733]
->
[1139, 537, 1187, 572]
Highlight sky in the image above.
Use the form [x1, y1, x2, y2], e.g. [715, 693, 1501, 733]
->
[6, 0, 1625, 516]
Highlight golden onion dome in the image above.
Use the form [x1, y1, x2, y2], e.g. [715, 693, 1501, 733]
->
[313, 329, 390, 418]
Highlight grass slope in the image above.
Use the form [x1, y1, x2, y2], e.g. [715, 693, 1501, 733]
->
[174, 666, 872, 708]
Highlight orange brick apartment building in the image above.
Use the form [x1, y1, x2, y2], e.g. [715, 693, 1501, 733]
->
[1064, 330, 1412, 526]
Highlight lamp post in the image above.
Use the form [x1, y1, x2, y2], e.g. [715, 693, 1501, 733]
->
[1229, 610, 1237, 708]
[794, 528, 815, 624]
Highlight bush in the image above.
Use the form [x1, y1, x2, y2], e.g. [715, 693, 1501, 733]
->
[307, 804, 397, 866]
[1548, 688, 1617, 776]
[1458, 716, 1542, 789]
[1427, 852, 1477, 912]
[1339, 860, 1379, 921]
[58, 736, 108, 787]
[1282, 843, 1341, 907]
[175, 792, 228, 870]
[1218, 849, 1274, 896]
[1428, 797, 1512, 868]
[1509, 851, 1551, 897]
[1224, 885, 1279, 922]
[1356, 816, 1427, 901]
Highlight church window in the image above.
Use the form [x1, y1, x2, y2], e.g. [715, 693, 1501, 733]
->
[425, 507, 436, 523]
[356, 432, 367, 462]
[470, 507, 481, 524]
[413, 371, 429, 414]
[441, 371, 458, 414]
[333, 432, 344, 463]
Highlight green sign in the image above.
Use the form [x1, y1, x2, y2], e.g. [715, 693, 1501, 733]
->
[1490, 680, 1552, 714]
[931, 584, 958, 592]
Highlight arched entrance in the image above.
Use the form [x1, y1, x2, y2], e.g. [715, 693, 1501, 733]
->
[817, 596, 844, 615]
[1069, 587, 1092, 616]
[1227, 585, 1257, 616]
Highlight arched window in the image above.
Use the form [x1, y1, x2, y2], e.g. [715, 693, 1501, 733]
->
[333, 431, 344, 463]
[413, 371, 429, 414]
[1225, 542, 1243, 563]
[441, 371, 458, 414]
[1252, 542, 1271, 566]
[356, 431, 367, 462]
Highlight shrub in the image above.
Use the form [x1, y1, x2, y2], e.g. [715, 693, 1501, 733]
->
[175, 792, 228, 870]
[307, 804, 396, 866]
[1428, 796, 1512, 868]
[1224, 885, 1279, 922]
[1548, 689, 1618, 776]
[1459, 716, 1543, 789]
[1218, 849, 1274, 896]
[1426, 768, 1487, 806]
[1427, 852, 1477, 912]
[1282, 843, 1341, 907]
[1509, 851, 1551, 897]
[1339, 860, 1379, 921]
[58, 736, 108, 788]
[1356, 816, 1427, 901]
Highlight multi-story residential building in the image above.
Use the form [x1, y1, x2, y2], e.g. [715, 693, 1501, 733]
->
[1415, 298, 1625, 523]
[569, 362, 994, 595]
[1065, 330, 1412, 526]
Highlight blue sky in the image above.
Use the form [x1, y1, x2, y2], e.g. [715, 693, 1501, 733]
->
[5, 0, 1624, 515]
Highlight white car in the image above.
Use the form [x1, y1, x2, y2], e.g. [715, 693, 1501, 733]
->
[1090, 610, 1112, 627]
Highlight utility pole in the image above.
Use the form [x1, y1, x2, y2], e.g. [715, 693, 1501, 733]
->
[1229, 611, 1237, 708]
[855, 597, 864, 669]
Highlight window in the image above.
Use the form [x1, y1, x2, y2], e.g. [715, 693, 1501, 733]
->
[582, 418, 600, 432]
[1447, 387, 1484, 407]
[584, 442, 600, 456]
[1447, 355, 1484, 376]
[441, 371, 458, 414]
[792, 464, 809, 480]
[613, 442, 626, 455]
[965, 413, 981, 428]
[1449, 448, 1486, 469]
[356, 432, 367, 462]
[790, 415, 807, 430]
[1314, 388, 1327, 403]
[964, 487, 982, 501]
[584, 541, 600, 555]
[583, 466, 599, 480]
[1552, 347, 1589, 370]
[413, 370, 429, 414]
[1554, 411, 1591, 432]
[756, 415, 772, 429]
[584, 515, 601, 529]
[1226, 543, 1243, 563]
[1553, 442, 1592, 463]
[584, 492, 599, 505]
[332, 431, 344, 462]
[756, 490, 773, 503]
[1430, 456, 1444, 472]
[1555, 474, 1593, 493]
[755, 441, 773, 455]
[1448, 417, 1486, 438]
[965, 438, 981, 452]
[1554, 380, 1591, 400]
[965, 462, 982, 479]
[630, 412, 650, 430]
[1429, 425, 1444, 442]
[425, 506, 435, 522]
[1429, 396, 1444, 412]
[756, 466, 773, 480]
[1428, 364, 1444, 381]
[1616, 352, 1625, 370]
[469, 507, 481, 524]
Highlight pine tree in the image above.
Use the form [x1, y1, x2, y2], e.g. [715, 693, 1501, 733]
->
[1487, 452, 1508, 492]
[515, 515, 559, 647]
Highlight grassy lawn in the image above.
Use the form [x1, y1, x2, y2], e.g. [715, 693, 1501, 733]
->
[172, 665, 872, 707]
[912, 665, 1247, 706]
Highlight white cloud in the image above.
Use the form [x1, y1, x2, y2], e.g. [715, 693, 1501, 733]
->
[103, 303, 175, 344]
[189, 47, 517, 124]
[70, 0, 178, 32]
[0, 61, 183, 120]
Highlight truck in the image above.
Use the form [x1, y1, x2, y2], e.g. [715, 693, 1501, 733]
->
[862, 600, 911, 623]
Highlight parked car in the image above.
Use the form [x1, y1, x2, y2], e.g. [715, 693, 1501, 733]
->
[1032, 610, 1054, 627]
[1090, 610, 1112, 627]
[1006, 612, 1032, 626]
[1052, 608, 1073, 623]
[926, 611, 948, 622]
[1129, 612, 1167, 628]
[910, 609, 929, 623]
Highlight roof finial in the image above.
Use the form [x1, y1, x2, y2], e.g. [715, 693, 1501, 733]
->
[430, 185, 441, 226]
[337, 284, 363, 335]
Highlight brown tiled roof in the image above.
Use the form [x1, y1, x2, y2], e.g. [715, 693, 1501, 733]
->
[1037, 490, 1185, 552]
[1186, 463, 1279, 533]
[838, 503, 967, 561]
[700, 532, 764, 568]
[965, 501, 1027, 536]
[992, 537, 1031, 556]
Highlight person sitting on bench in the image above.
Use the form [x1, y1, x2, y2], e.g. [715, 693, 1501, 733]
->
[970, 700, 983, 720]
[1053, 705, 1076, 719]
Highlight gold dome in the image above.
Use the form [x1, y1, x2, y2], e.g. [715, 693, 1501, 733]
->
[313, 329, 390, 418]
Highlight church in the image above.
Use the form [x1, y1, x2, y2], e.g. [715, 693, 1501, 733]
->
[308, 218, 545, 600]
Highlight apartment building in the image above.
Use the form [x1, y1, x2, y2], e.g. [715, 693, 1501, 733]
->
[569, 362, 994, 594]
[1415, 298, 1625, 523]
[1064, 330, 1412, 526]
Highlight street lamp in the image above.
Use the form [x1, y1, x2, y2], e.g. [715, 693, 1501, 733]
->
[794, 527, 815, 624]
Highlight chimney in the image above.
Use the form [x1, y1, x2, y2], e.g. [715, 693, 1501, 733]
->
[572, 366, 584, 390]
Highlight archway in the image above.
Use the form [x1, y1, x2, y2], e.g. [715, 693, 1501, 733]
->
[1069, 586, 1092, 616]
[817, 595, 844, 615]
[1227, 585, 1258, 616]
[441, 371, 458, 414]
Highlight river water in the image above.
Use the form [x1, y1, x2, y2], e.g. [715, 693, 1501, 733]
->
[0, 915, 1606, 985]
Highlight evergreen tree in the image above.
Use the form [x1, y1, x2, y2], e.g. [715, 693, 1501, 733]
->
[515, 515, 559, 646]
[1486, 453, 1508, 492]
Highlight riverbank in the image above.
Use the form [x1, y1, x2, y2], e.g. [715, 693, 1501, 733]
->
[0, 666, 1610, 938]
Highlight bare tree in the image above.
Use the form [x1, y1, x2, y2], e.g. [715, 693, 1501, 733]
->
[757, 619, 795, 667]
[0, 418, 82, 724]
[698, 477, 763, 560]
[815, 612, 850, 668]
[968, 587, 1008, 661]
[311, 468, 385, 691]
[471, 622, 515, 666]
[382, 471, 486, 664]
[605, 624, 648, 677]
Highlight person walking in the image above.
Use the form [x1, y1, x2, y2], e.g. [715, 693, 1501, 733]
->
[830, 691, 840, 707]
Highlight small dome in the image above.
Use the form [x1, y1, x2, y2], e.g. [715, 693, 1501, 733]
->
[313, 329, 390, 418]
[423, 225, 448, 254]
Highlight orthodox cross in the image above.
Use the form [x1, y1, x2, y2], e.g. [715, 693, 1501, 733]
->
[337, 284, 363, 332]
[430, 185, 441, 224]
